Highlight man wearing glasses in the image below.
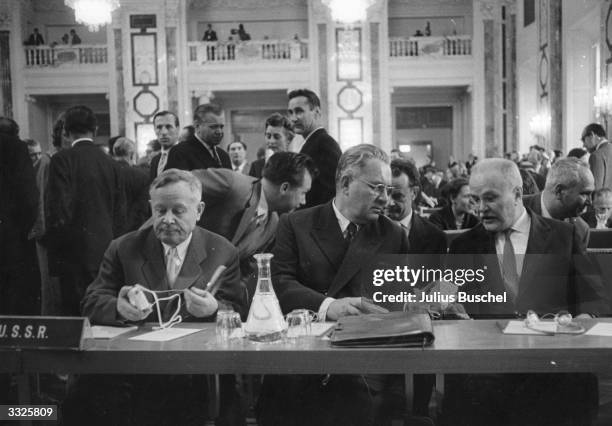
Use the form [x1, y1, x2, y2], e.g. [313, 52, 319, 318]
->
[257, 144, 411, 426]
[165, 103, 231, 171]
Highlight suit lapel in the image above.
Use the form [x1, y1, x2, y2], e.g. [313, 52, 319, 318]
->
[310, 203, 347, 272]
[141, 230, 168, 291]
[327, 220, 385, 297]
[172, 228, 208, 291]
[232, 182, 260, 244]
[518, 212, 551, 298]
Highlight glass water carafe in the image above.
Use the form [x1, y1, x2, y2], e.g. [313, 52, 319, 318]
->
[244, 253, 287, 342]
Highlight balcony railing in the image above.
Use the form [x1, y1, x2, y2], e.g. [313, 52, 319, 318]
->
[188, 39, 308, 65]
[389, 36, 472, 58]
[25, 45, 108, 67]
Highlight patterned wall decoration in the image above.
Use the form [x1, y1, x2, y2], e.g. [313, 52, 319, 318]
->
[336, 27, 364, 148]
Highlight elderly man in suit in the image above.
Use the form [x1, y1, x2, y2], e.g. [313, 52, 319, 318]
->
[582, 122, 612, 190]
[45, 105, 126, 315]
[522, 157, 593, 249]
[287, 89, 341, 208]
[66, 169, 244, 426]
[444, 158, 607, 426]
[165, 103, 231, 171]
[257, 144, 411, 426]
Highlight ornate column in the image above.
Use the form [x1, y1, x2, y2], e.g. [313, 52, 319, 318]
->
[536, 0, 562, 149]
[474, 0, 517, 158]
[310, 0, 386, 151]
[109, 0, 181, 154]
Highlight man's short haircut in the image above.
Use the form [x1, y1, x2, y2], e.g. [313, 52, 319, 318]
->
[23, 138, 40, 148]
[150, 168, 202, 201]
[335, 144, 390, 185]
[287, 89, 321, 110]
[391, 158, 420, 190]
[0, 116, 19, 137]
[581, 123, 606, 141]
[113, 137, 136, 158]
[228, 141, 246, 150]
[445, 178, 469, 200]
[153, 110, 179, 127]
[567, 147, 587, 159]
[263, 152, 318, 187]
[471, 158, 522, 190]
[193, 104, 223, 123]
[544, 157, 591, 191]
[63, 105, 97, 135]
[265, 112, 294, 138]
[593, 187, 612, 201]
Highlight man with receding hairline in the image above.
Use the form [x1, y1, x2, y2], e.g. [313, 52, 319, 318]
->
[150, 110, 180, 180]
[444, 158, 607, 426]
[165, 104, 231, 171]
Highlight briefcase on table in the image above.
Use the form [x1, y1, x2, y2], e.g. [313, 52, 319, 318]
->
[330, 311, 434, 348]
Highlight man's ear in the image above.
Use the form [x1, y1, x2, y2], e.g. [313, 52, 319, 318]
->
[93, 126, 98, 138]
[313, 105, 321, 119]
[513, 185, 523, 201]
[279, 182, 290, 193]
[553, 184, 565, 199]
[339, 175, 351, 195]
[197, 201, 205, 219]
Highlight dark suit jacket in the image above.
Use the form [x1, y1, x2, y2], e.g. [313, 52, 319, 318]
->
[590, 141, 612, 190]
[82, 226, 244, 325]
[427, 204, 479, 231]
[45, 140, 126, 275]
[448, 211, 607, 317]
[300, 129, 341, 208]
[150, 152, 161, 181]
[164, 135, 231, 171]
[523, 192, 590, 249]
[115, 161, 150, 231]
[248, 158, 265, 179]
[271, 201, 409, 314]
[0, 134, 38, 268]
[191, 168, 278, 259]
[407, 213, 448, 254]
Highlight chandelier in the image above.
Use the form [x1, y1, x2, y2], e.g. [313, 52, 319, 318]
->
[323, 0, 376, 24]
[594, 85, 612, 118]
[65, 0, 119, 31]
[528, 112, 551, 137]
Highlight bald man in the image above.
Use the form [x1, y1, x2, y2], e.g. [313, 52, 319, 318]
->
[444, 158, 607, 426]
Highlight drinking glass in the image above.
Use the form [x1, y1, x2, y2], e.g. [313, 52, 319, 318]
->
[216, 310, 244, 344]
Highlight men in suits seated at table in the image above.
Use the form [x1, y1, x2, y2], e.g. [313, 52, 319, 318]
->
[65, 169, 244, 426]
[582, 187, 612, 228]
[444, 158, 607, 426]
[257, 144, 412, 426]
[522, 157, 593, 249]
[428, 178, 480, 231]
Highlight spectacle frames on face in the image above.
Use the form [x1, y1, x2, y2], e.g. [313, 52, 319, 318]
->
[357, 178, 394, 197]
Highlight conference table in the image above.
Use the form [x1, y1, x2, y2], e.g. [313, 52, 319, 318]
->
[3, 319, 612, 424]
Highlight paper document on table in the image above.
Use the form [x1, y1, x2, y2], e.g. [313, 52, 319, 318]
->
[500, 320, 556, 335]
[585, 323, 612, 336]
[311, 322, 335, 337]
[91, 325, 138, 339]
[129, 328, 202, 342]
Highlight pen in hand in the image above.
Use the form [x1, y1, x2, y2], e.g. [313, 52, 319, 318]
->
[202, 265, 227, 296]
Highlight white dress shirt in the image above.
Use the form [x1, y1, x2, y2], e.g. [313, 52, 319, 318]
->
[161, 233, 193, 287]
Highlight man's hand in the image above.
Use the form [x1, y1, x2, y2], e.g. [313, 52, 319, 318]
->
[184, 287, 219, 318]
[326, 297, 388, 321]
[117, 286, 151, 322]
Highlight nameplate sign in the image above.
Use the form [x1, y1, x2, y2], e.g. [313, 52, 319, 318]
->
[0, 316, 92, 350]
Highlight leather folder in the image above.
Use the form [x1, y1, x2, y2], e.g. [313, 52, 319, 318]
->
[330, 311, 434, 348]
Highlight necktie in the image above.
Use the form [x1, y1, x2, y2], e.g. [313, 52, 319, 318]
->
[502, 229, 519, 301]
[345, 222, 358, 244]
[212, 147, 221, 167]
[157, 151, 168, 175]
[166, 247, 181, 288]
